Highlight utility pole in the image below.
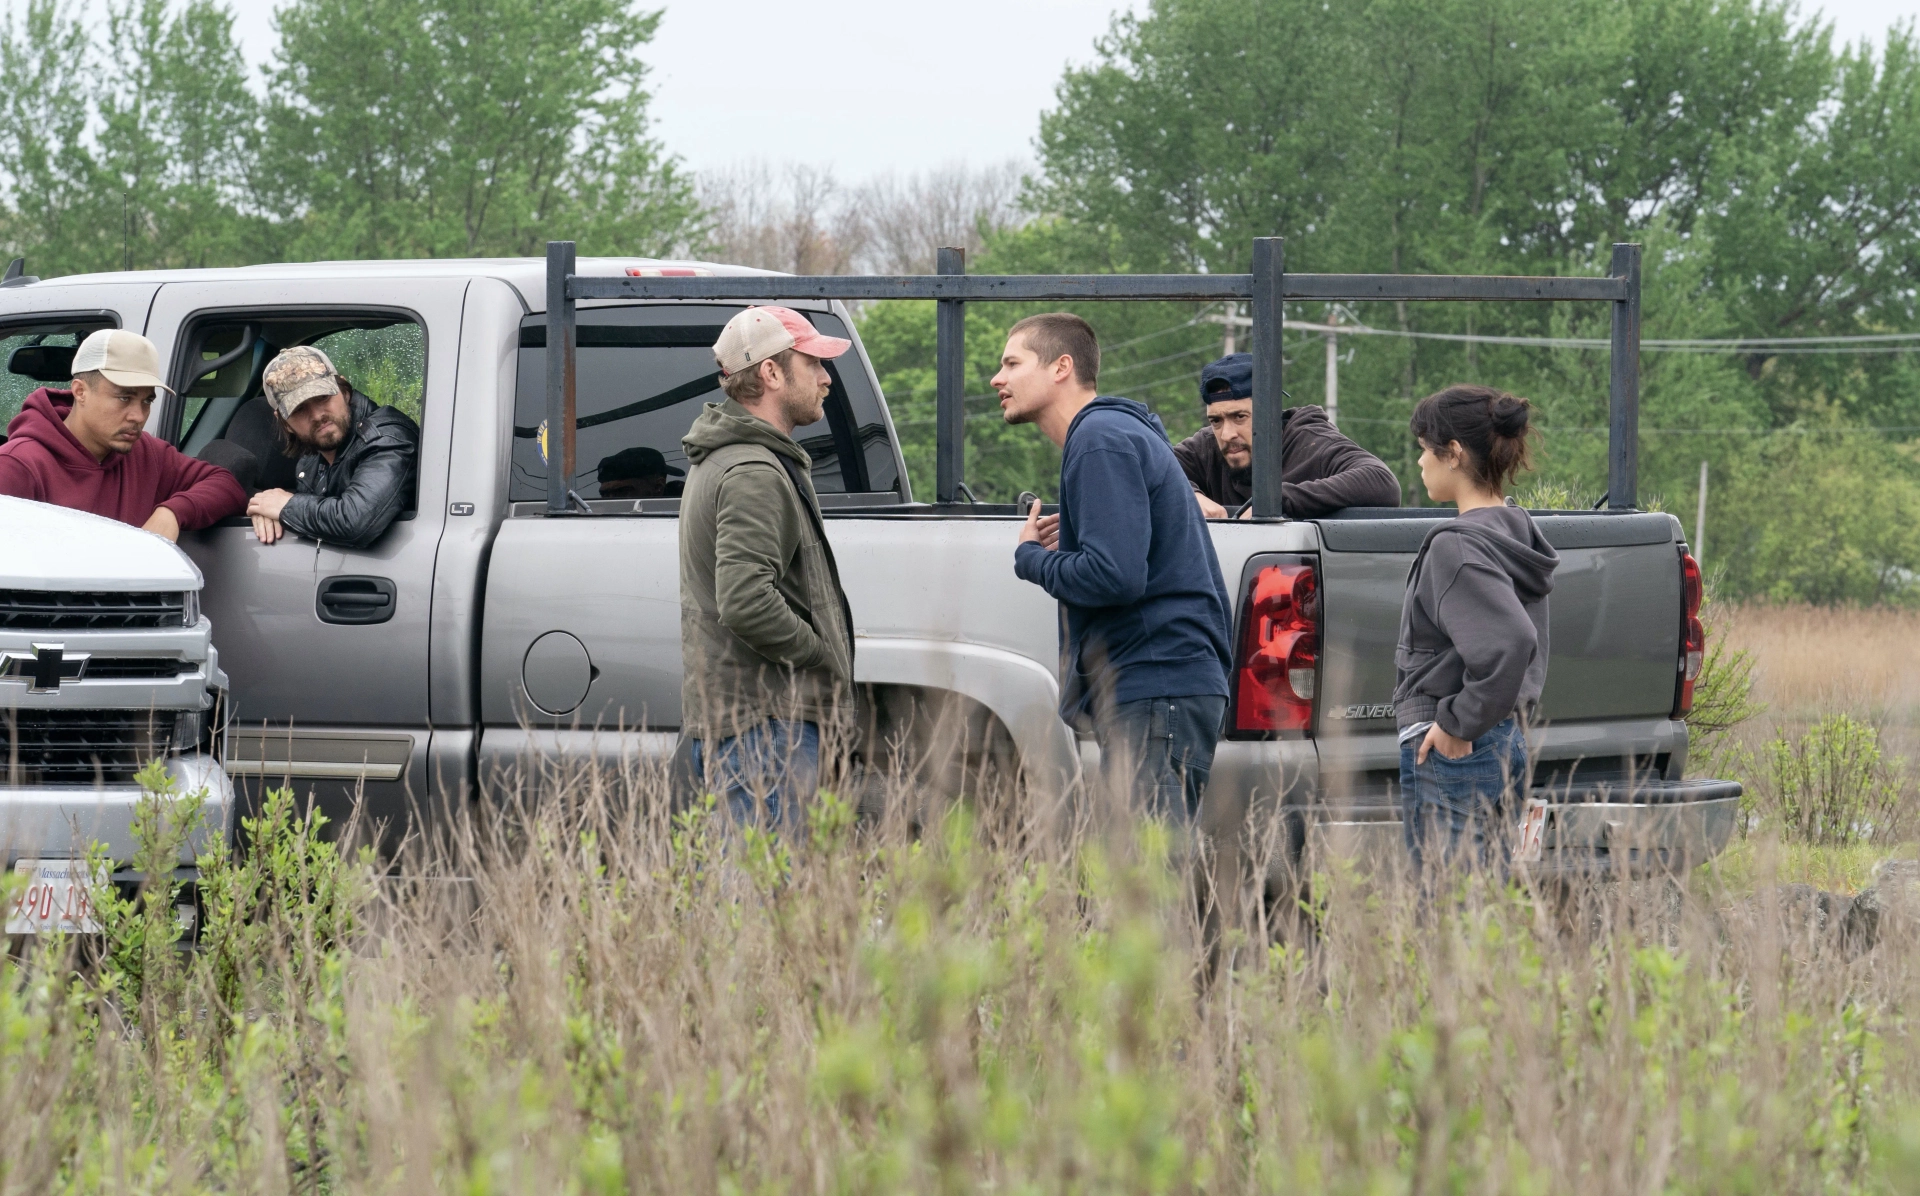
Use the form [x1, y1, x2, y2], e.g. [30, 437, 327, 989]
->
[1222, 302, 1237, 356]
[1324, 307, 1340, 429]
[1695, 459, 1709, 565]
[1209, 305, 1348, 427]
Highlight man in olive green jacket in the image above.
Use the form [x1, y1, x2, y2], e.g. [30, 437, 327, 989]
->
[680, 306, 856, 827]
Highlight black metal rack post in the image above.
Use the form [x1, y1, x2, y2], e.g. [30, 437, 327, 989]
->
[544, 239, 577, 515]
[935, 246, 966, 503]
[1250, 237, 1286, 518]
[1608, 243, 1642, 511]
[543, 240, 1642, 513]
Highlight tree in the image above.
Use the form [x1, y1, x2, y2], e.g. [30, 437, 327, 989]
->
[97, 0, 265, 269]
[0, 0, 113, 275]
[1013, 0, 1920, 600]
[0, 0, 263, 275]
[261, 0, 701, 260]
[1715, 430, 1920, 605]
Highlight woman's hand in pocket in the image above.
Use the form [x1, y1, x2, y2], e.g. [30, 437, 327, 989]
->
[1417, 723, 1474, 764]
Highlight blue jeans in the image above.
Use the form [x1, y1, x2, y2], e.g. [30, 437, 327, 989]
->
[1095, 695, 1228, 823]
[688, 719, 820, 829]
[1399, 717, 1528, 875]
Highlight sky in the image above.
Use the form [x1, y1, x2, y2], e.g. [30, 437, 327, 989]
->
[203, 0, 1920, 183]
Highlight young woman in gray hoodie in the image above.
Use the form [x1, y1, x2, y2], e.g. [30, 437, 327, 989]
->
[1395, 386, 1559, 875]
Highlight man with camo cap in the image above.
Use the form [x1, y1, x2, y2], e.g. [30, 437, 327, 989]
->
[245, 345, 419, 549]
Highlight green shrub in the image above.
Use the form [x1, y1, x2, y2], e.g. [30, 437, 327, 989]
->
[86, 760, 207, 1033]
[1687, 596, 1765, 781]
[1512, 478, 1593, 510]
[1752, 713, 1909, 845]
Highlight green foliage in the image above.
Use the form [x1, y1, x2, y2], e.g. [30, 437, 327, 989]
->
[0, 0, 267, 275]
[0, 0, 702, 274]
[1715, 432, 1920, 605]
[193, 784, 374, 1022]
[86, 759, 205, 1035]
[264, 0, 701, 260]
[858, 299, 1063, 502]
[312, 322, 427, 421]
[1752, 713, 1910, 845]
[84, 768, 372, 1046]
[13, 766, 1920, 1188]
[856, 280, 1226, 502]
[1687, 596, 1766, 781]
[1512, 477, 1599, 511]
[1020, 0, 1920, 599]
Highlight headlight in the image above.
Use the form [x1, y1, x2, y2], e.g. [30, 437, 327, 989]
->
[182, 589, 200, 627]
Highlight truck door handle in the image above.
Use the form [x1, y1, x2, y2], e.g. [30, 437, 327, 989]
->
[317, 576, 397, 625]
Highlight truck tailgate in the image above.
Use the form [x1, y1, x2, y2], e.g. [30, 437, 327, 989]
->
[1312, 512, 1685, 804]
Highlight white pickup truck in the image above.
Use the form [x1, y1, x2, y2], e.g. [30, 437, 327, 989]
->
[2, 496, 230, 930]
[0, 252, 1738, 887]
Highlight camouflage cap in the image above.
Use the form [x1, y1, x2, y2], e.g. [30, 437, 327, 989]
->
[262, 345, 342, 419]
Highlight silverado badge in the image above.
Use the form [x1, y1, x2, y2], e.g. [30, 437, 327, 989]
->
[1325, 703, 1395, 721]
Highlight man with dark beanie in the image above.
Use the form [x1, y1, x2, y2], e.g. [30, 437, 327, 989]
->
[1174, 352, 1402, 518]
[996, 312, 1233, 823]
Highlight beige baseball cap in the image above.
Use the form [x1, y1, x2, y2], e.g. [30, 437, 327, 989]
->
[262, 346, 342, 418]
[712, 306, 851, 377]
[71, 329, 170, 393]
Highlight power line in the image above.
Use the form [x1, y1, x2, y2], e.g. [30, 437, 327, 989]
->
[1102, 315, 1207, 352]
[1215, 311, 1920, 353]
[1336, 415, 1920, 434]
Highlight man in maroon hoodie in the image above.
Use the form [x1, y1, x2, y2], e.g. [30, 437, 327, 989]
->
[0, 329, 245, 540]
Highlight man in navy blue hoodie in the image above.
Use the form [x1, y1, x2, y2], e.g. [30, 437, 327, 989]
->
[996, 313, 1235, 821]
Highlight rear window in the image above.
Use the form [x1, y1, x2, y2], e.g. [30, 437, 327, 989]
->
[0, 316, 117, 429]
[510, 306, 898, 505]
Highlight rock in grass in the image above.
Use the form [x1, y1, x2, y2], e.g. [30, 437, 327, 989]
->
[1840, 857, 1920, 954]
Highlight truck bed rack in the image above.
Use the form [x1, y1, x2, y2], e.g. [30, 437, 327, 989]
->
[542, 238, 1644, 517]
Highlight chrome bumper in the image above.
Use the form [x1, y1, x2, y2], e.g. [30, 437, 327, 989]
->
[1307, 779, 1744, 877]
[0, 753, 232, 867]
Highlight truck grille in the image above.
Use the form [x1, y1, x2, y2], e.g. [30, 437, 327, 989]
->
[80, 658, 195, 680]
[0, 589, 188, 630]
[1, 710, 174, 786]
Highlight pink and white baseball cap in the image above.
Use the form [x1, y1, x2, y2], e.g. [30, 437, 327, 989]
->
[712, 306, 851, 376]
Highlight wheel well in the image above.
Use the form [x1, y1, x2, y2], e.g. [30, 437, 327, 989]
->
[857, 683, 1021, 795]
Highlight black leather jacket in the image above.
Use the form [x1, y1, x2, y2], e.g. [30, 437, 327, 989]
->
[280, 390, 419, 549]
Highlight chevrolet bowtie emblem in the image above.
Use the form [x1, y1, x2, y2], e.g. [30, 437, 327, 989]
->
[1, 644, 87, 693]
[31, 644, 62, 693]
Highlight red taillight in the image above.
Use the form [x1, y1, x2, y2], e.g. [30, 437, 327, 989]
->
[1674, 553, 1704, 717]
[1234, 562, 1319, 733]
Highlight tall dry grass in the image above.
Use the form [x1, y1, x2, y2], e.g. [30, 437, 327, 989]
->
[1720, 603, 1920, 726]
[9, 748, 1920, 1192]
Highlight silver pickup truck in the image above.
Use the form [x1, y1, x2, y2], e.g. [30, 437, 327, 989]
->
[0, 255, 1738, 876]
[2, 495, 230, 928]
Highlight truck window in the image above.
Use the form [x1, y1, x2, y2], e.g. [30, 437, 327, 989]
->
[0, 316, 117, 433]
[169, 311, 426, 512]
[509, 305, 899, 506]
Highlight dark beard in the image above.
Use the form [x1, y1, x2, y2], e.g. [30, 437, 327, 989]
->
[294, 423, 348, 455]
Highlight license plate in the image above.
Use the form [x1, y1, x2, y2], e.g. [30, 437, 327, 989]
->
[1514, 799, 1549, 865]
[7, 859, 105, 935]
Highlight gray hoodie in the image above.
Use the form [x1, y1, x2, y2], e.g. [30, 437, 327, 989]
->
[1392, 503, 1559, 742]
